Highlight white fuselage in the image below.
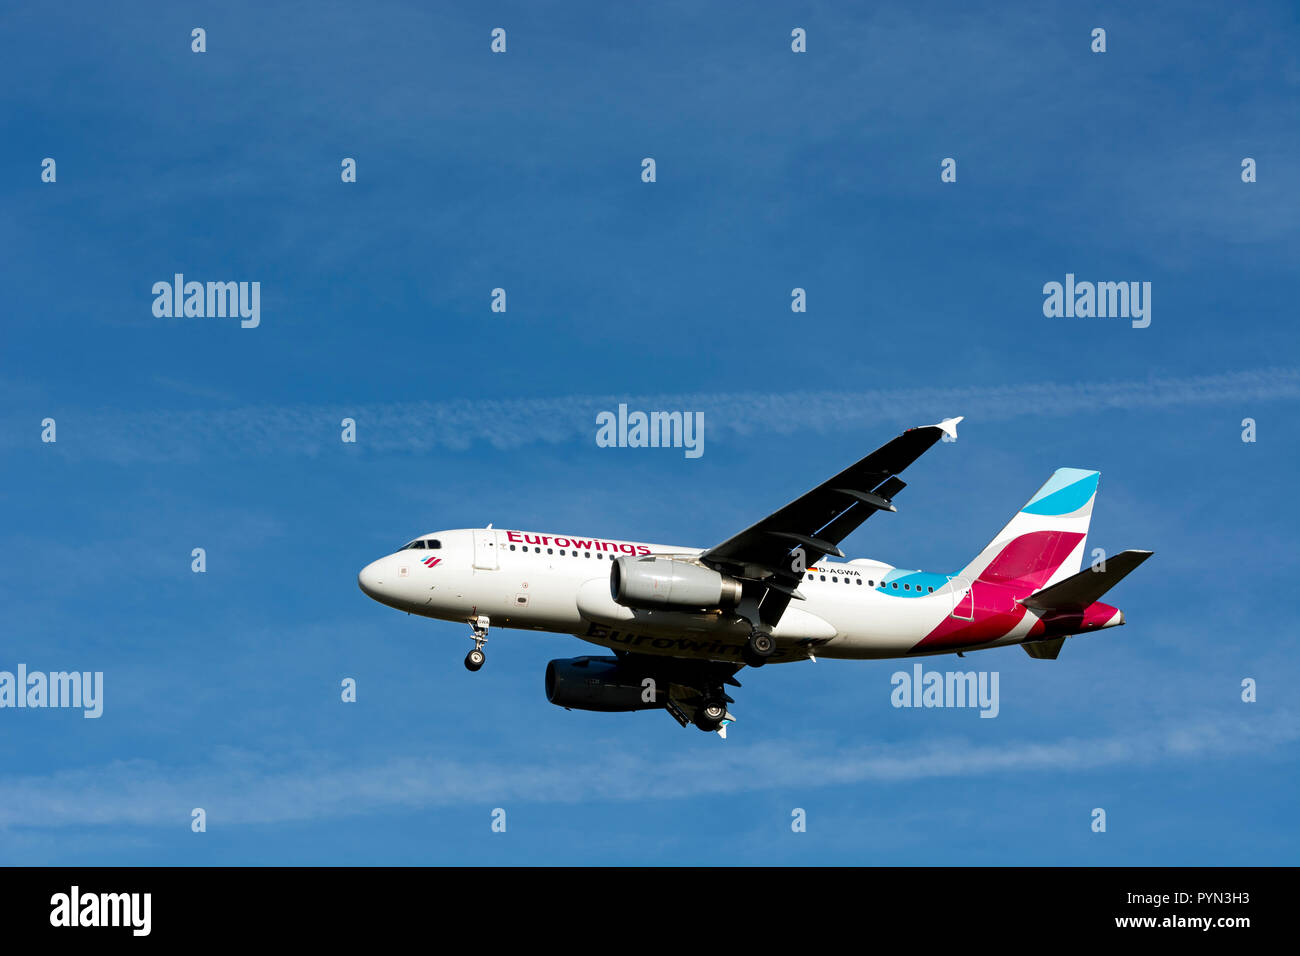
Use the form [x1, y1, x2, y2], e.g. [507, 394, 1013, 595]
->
[357, 528, 1047, 664]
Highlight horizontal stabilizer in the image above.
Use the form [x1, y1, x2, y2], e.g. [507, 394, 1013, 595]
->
[1020, 550, 1153, 612]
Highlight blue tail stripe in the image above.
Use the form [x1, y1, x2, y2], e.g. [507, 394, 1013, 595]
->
[1022, 471, 1099, 516]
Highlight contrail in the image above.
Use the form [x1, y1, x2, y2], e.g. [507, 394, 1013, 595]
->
[8, 366, 1296, 463]
[0, 711, 1293, 828]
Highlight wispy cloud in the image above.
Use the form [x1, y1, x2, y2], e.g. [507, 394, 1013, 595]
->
[7, 367, 1297, 464]
[2, 711, 1293, 829]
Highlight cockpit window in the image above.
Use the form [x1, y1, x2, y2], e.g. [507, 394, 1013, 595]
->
[400, 538, 441, 551]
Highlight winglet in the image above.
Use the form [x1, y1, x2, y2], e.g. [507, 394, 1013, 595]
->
[935, 416, 964, 440]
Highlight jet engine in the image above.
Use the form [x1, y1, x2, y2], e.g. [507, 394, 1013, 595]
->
[544, 656, 661, 712]
[609, 555, 743, 612]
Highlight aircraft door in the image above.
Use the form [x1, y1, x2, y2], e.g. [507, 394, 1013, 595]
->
[947, 575, 974, 621]
[472, 529, 499, 570]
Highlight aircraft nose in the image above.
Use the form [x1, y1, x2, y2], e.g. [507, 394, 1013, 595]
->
[358, 559, 385, 598]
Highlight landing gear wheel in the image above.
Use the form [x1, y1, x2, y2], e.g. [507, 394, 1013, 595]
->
[743, 630, 775, 667]
[694, 700, 726, 732]
[465, 614, 490, 672]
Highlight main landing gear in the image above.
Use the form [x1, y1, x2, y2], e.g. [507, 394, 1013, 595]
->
[465, 614, 490, 672]
[735, 595, 776, 669]
[693, 698, 728, 732]
[742, 627, 776, 668]
[693, 681, 732, 733]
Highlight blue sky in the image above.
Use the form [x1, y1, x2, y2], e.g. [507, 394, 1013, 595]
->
[1, 0, 1297, 864]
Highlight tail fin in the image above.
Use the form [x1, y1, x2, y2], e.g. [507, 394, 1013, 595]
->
[959, 468, 1099, 591]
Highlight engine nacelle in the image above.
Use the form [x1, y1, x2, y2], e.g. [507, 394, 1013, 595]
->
[544, 656, 660, 712]
[609, 555, 744, 611]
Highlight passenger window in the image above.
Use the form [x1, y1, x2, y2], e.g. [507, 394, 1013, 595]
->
[928, 586, 934, 593]
[585, 552, 591, 558]
[559, 549, 566, 556]
[831, 577, 838, 583]
[856, 579, 862, 585]
[547, 548, 554, 554]
[891, 582, 899, 589]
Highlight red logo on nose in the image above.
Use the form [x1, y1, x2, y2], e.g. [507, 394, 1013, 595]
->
[422, 556, 441, 568]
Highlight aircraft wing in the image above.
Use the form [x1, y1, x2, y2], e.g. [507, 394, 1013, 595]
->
[697, 417, 962, 627]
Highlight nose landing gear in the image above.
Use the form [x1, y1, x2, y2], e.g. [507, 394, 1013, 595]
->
[465, 614, 490, 671]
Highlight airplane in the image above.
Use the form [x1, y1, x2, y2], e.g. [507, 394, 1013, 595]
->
[357, 417, 1152, 735]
